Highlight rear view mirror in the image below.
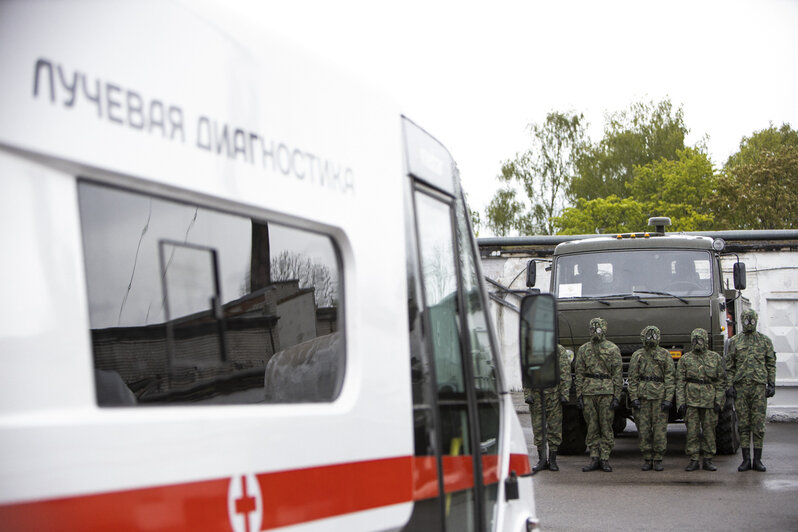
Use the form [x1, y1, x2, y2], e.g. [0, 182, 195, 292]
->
[733, 262, 746, 290]
[519, 293, 559, 390]
[526, 259, 536, 287]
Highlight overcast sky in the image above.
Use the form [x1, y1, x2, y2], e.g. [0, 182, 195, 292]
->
[226, 0, 798, 235]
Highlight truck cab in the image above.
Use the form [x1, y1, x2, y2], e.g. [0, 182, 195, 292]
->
[547, 217, 745, 454]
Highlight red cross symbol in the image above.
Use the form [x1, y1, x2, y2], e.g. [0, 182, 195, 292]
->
[228, 475, 261, 532]
[234, 476, 257, 532]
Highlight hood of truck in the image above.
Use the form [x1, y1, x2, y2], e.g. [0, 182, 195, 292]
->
[556, 298, 712, 355]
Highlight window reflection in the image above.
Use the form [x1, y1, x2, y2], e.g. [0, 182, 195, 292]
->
[78, 182, 343, 406]
[454, 191, 500, 531]
[414, 191, 475, 532]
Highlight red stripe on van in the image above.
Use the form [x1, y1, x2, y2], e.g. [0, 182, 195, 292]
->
[0, 477, 231, 532]
[0, 453, 531, 530]
[509, 452, 532, 476]
[412, 455, 440, 499]
[256, 456, 412, 529]
[482, 454, 500, 485]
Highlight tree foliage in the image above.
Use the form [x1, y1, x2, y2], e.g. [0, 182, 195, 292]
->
[485, 111, 586, 235]
[554, 148, 717, 233]
[629, 148, 717, 231]
[711, 124, 798, 229]
[485, 187, 527, 236]
[570, 99, 688, 200]
[484, 98, 794, 236]
[552, 196, 647, 234]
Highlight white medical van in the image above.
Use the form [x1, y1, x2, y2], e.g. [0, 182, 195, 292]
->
[0, 1, 550, 530]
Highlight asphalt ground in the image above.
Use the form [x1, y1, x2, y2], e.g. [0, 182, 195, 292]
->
[515, 398, 798, 531]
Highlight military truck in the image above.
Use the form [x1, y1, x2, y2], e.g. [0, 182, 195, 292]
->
[527, 217, 747, 455]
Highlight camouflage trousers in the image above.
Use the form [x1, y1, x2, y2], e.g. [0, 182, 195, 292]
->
[529, 391, 563, 452]
[635, 399, 668, 460]
[685, 407, 717, 460]
[736, 381, 767, 448]
[583, 394, 614, 460]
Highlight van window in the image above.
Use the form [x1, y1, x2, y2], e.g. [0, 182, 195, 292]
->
[78, 181, 343, 406]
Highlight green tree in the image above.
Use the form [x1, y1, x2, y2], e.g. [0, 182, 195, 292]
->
[552, 196, 647, 234]
[570, 99, 689, 200]
[485, 111, 586, 235]
[554, 148, 718, 234]
[469, 209, 482, 238]
[484, 187, 528, 236]
[724, 123, 798, 168]
[712, 124, 798, 229]
[630, 148, 717, 231]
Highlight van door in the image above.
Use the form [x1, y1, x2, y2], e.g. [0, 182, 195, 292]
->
[405, 181, 502, 532]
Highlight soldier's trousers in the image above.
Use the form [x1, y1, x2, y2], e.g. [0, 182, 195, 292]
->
[736, 381, 767, 448]
[529, 391, 563, 452]
[583, 394, 614, 460]
[635, 399, 668, 460]
[685, 407, 717, 460]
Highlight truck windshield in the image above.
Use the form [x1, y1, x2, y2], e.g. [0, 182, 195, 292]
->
[555, 249, 713, 298]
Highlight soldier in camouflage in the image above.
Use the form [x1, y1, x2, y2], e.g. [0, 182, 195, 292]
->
[726, 309, 776, 472]
[629, 325, 675, 471]
[524, 344, 573, 472]
[676, 328, 726, 471]
[575, 317, 622, 472]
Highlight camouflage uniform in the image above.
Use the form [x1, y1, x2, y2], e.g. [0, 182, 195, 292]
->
[726, 309, 776, 472]
[575, 317, 622, 471]
[524, 345, 573, 455]
[676, 328, 725, 470]
[629, 326, 675, 468]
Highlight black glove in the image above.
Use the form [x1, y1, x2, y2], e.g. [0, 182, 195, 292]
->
[766, 382, 776, 398]
[726, 386, 736, 399]
[524, 395, 534, 405]
[609, 397, 620, 410]
[577, 395, 584, 411]
[660, 400, 672, 412]
[713, 404, 722, 414]
[678, 404, 686, 417]
[630, 399, 641, 409]
[560, 396, 568, 405]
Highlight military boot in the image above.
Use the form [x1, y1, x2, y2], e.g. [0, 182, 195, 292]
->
[641, 460, 653, 471]
[599, 459, 613, 472]
[753, 448, 767, 472]
[702, 458, 717, 471]
[653, 460, 664, 471]
[685, 459, 700, 471]
[582, 457, 600, 472]
[532, 449, 548, 473]
[548, 450, 559, 472]
[738, 448, 751, 472]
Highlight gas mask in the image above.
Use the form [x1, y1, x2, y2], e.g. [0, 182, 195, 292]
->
[641, 326, 660, 348]
[741, 309, 758, 334]
[589, 317, 607, 342]
[690, 328, 708, 353]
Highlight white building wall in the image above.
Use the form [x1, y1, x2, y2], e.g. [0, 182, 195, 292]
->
[723, 252, 798, 417]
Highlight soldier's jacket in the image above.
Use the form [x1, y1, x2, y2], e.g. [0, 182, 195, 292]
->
[628, 346, 675, 402]
[575, 339, 622, 398]
[726, 331, 776, 385]
[524, 345, 572, 400]
[676, 349, 725, 408]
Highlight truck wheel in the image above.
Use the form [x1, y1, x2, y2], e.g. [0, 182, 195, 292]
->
[716, 398, 740, 455]
[612, 414, 627, 435]
[558, 405, 587, 455]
